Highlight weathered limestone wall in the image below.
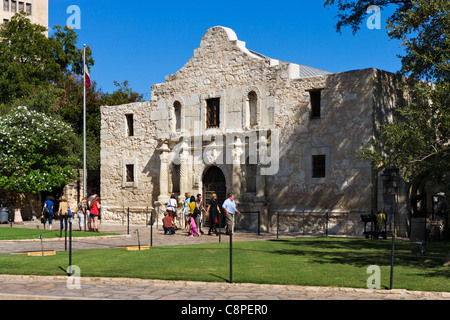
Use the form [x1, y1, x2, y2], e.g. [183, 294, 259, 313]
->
[100, 26, 408, 233]
[100, 102, 159, 223]
[266, 69, 375, 212]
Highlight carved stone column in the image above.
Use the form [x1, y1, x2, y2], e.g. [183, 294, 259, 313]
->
[232, 136, 244, 195]
[157, 142, 171, 204]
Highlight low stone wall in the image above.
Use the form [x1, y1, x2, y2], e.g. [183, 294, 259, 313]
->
[100, 206, 154, 226]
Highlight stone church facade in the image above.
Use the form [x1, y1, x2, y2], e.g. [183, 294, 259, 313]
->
[100, 26, 409, 235]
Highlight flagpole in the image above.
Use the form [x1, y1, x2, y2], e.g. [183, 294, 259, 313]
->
[83, 44, 87, 199]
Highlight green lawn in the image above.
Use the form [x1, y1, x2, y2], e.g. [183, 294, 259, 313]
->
[0, 227, 118, 240]
[0, 237, 449, 292]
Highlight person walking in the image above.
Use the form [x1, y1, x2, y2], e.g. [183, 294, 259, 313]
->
[41, 196, 54, 230]
[187, 214, 201, 237]
[58, 196, 70, 232]
[436, 192, 447, 239]
[222, 193, 240, 235]
[196, 194, 205, 235]
[183, 193, 191, 231]
[206, 193, 220, 236]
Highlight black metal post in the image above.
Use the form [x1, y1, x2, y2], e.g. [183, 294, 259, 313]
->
[277, 212, 279, 239]
[390, 230, 395, 290]
[219, 211, 222, 243]
[326, 211, 329, 237]
[257, 211, 260, 235]
[127, 207, 130, 235]
[39, 234, 44, 256]
[69, 221, 72, 275]
[135, 229, 141, 251]
[64, 217, 67, 251]
[150, 219, 153, 247]
[230, 230, 233, 284]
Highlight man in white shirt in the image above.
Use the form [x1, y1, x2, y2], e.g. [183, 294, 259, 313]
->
[222, 193, 240, 235]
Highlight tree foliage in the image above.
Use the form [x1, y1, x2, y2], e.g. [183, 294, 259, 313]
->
[325, 0, 450, 181]
[0, 106, 79, 193]
[0, 13, 144, 172]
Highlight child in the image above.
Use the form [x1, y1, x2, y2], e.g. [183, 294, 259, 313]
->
[188, 214, 201, 237]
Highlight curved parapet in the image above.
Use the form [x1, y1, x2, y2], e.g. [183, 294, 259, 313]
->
[200, 26, 263, 60]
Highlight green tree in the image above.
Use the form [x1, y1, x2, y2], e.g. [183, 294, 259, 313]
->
[0, 106, 80, 216]
[325, 0, 450, 182]
[100, 80, 144, 106]
[0, 12, 144, 174]
[0, 12, 59, 105]
[0, 12, 94, 110]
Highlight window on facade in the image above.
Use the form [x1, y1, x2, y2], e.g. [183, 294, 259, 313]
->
[206, 98, 220, 128]
[126, 164, 134, 183]
[11, 0, 16, 12]
[174, 101, 181, 131]
[310, 90, 321, 119]
[3, 0, 9, 11]
[25, 2, 31, 15]
[246, 91, 258, 127]
[18, 1, 23, 12]
[171, 164, 180, 193]
[312, 155, 326, 178]
[126, 114, 134, 137]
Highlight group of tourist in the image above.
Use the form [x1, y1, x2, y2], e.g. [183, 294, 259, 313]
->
[41, 194, 101, 232]
[162, 192, 241, 237]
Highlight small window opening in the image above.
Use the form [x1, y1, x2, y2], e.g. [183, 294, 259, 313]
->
[312, 155, 326, 178]
[310, 90, 321, 119]
[126, 114, 134, 137]
[126, 164, 134, 182]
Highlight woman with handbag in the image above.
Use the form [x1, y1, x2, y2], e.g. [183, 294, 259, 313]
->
[58, 196, 71, 232]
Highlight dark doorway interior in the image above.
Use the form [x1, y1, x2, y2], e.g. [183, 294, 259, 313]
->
[202, 166, 227, 227]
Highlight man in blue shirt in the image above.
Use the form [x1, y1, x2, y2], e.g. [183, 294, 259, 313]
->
[222, 193, 240, 234]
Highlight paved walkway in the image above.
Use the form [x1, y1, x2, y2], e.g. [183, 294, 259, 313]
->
[0, 221, 449, 301]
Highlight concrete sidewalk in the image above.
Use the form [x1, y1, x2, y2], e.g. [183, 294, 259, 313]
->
[0, 275, 449, 300]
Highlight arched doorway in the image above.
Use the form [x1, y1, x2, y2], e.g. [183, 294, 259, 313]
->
[202, 166, 227, 227]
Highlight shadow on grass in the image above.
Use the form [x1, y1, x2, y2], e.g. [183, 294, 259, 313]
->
[268, 237, 450, 277]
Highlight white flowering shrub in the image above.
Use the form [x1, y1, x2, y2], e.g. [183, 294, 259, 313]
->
[0, 106, 79, 193]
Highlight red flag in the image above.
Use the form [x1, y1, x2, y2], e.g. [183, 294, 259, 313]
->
[84, 64, 91, 89]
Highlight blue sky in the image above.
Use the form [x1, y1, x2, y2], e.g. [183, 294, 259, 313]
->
[49, 0, 404, 100]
